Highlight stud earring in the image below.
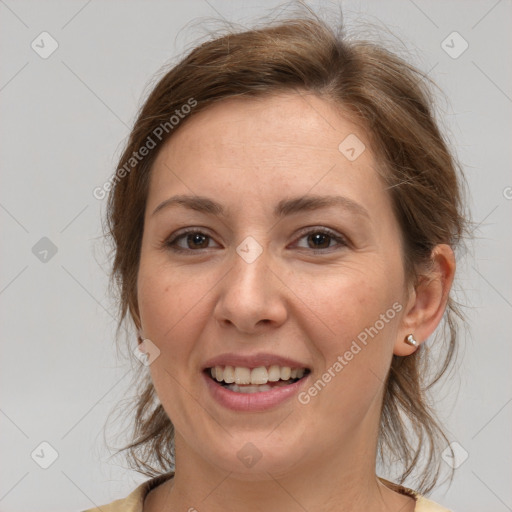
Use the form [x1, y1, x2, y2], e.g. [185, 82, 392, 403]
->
[405, 334, 418, 347]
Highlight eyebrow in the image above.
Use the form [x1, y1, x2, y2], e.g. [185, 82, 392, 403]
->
[151, 194, 370, 219]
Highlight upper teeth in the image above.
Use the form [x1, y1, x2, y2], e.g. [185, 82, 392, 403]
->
[210, 365, 306, 385]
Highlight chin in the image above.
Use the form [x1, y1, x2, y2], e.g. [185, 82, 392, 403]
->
[204, 438, 308, 481]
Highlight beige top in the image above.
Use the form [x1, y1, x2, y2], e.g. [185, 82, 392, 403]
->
[82, 473, 452, 512]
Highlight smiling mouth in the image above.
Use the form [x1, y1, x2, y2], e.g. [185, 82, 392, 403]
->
[205, 365, 311, 394]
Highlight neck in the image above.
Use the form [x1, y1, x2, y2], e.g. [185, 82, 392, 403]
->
[149, 431, 415, 512]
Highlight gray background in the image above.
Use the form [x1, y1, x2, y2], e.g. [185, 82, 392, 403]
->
[1, 0, 511, 510]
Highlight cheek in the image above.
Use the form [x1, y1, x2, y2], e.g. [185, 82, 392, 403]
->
[136, 255, 226, 381]
[136, 262, 205, 419]
[313, 264, 401, 353]
[138, 249, 203, 325]
[304, 265, 403, 409]
[137, 260, 200, 360]
[297, 274, 402, 430]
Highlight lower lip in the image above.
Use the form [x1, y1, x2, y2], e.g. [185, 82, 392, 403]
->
[203, 372, 309, 412]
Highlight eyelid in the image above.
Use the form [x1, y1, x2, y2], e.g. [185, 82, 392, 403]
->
[291, 226, 349, 251]
[163, 227, 219, 252]
[163, 226, 349, 253]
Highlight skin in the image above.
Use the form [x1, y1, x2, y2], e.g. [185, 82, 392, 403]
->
[136, 92, 455, 512]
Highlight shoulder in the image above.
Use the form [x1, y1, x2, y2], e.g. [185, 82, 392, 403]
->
[415, 495, 453, 512]
[80, 473, 174, 512]
[378, 477, 452, 512]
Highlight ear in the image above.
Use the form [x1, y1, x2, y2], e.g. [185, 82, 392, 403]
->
[394, 244, 456, 356]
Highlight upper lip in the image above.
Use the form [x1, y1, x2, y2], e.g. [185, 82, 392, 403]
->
[202, 352, 310, 370]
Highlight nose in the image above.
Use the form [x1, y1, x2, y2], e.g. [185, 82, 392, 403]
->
[213, 242, 288, 334]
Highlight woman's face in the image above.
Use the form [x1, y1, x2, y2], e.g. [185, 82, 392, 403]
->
[137, 92, 411, 478]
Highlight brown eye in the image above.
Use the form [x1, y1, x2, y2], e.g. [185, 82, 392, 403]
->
[164, 230, 218, 253]
[294, 228, 348, 252]
[307, 232, 332, 249]
[185, 233, 210, 249]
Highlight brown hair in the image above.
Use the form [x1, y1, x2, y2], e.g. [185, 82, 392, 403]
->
[104, 9, 467, 494]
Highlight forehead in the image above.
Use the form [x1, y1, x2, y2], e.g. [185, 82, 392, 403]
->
[157, 93, 367, 162]
[148, 92, 389, 216]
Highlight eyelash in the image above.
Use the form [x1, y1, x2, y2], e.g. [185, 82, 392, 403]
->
[162, 227, 349, 255]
